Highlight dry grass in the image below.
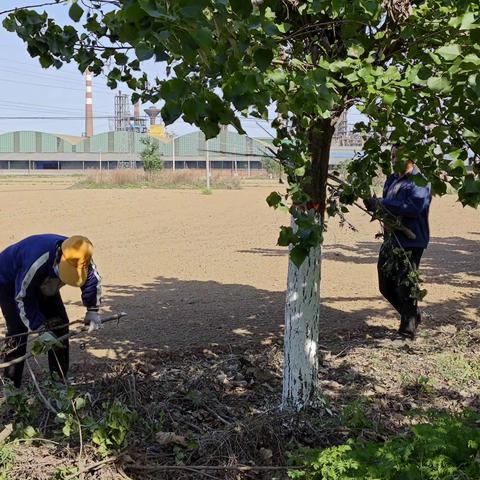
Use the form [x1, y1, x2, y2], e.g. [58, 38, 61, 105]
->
[75, 169, 243, 190]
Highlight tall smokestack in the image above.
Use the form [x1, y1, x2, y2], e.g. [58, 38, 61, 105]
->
[85, 69, 93, 137]
[134, 99, 141, 120]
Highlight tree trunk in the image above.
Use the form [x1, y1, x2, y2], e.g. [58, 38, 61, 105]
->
[281, 118, 335, 411]
[281, 219, 322, 410]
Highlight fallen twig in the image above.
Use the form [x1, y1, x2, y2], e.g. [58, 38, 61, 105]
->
[125, 463, 303, 472]
[26, 360, 58, 415]
[64, 456, 117, 480]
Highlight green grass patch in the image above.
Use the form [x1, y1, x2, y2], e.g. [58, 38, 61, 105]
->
[435, 352, 480, 385]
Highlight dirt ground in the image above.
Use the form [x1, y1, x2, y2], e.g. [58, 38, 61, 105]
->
[0, 174, 478, 364]
[0, 174, 479, 479]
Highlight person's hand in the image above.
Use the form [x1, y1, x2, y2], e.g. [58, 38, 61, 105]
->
[363, 196, 380, 212]
[84, 310, 102, 333]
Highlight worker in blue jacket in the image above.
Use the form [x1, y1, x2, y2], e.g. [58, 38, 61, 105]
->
[364, 145, 431, 339]
[0, 234, 102, 387]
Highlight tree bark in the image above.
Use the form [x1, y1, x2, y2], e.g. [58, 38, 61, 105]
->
[281, 220, 322, 410]
[281, 118, 335, 411]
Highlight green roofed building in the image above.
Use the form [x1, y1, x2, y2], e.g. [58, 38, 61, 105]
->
[0, 129, 360, 172]
[0, 130, 274, 172]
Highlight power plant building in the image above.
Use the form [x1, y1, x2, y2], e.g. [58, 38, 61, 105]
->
[0, 129, 279, 171]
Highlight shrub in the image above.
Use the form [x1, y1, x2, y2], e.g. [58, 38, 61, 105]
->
[140, 137, 164, 172]
[289, 412, 480, 480]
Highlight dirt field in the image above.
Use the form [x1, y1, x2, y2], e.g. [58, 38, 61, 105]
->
[0, 175, 478, 364]
[0, 174, 479, 478]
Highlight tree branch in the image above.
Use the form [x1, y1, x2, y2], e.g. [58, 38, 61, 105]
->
[0, 1, 67, 15]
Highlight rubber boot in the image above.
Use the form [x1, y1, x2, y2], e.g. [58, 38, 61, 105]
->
[399, 315, 417, 340]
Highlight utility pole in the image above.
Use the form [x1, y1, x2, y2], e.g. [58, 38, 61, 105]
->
[206, 138, 211, 189]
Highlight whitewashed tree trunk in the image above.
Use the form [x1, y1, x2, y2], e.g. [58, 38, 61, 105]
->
[281, 220, 322, 411]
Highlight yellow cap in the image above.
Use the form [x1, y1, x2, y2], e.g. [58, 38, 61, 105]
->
[58, 236, 93, 287]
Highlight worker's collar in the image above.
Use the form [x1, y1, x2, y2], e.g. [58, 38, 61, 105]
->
[52, 243, 62, 278]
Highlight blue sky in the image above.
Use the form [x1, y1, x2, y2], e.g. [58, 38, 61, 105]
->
[0, 1, 362, 138]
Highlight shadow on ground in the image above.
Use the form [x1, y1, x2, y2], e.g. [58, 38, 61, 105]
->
[5, 236, 478, 479]
[65, 235, 480, 363]
[73, 277, 395, 362]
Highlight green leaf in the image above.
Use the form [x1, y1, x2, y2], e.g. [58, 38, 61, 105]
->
[62, 423, 71, 437]
[266, 191, 282, 207]
[347, 44, 365, 58]
[382, 92, 396, 105]
[427, 76, 452, 93]
[254, 48, 273, 72]
[69, 2, 84, 22]
[411, 174, 429, 187]
[295, 166, 306, 176]
[464, 175, 480, 194]
[268, 69, 286, 84]
[290, 246, 308, 268]
[449, 159, 467, 176]
[436, 44, 462, 61]
[135, 43, 154, 61]
[75, 397, 86, 410]
[24, 426, 37, 438]
[230, 0, 252, 18]
[180, 5, 204, 18]
[278, 226, 295, 246]
[462, 54, 480, 67]
[460, 12, 478, 30]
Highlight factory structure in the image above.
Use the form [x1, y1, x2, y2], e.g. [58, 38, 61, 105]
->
[0, 73, 362, 172]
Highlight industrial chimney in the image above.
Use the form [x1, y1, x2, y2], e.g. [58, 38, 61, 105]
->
[144, 106, 161, 126]
[134, 99, 141, 120]
[85, 69, 93, 137]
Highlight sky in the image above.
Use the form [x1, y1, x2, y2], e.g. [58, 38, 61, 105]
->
[0, 1, 363, 138]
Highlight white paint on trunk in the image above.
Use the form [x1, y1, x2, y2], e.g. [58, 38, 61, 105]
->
[281, 217, 322, 411]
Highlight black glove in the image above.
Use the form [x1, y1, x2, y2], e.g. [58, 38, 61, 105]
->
[363, 197, 380, 212]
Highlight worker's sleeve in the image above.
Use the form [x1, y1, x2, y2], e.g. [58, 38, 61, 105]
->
[81, 260, 102, 311]
[381, 182, 431, 218]
[14, 252, 49, 331]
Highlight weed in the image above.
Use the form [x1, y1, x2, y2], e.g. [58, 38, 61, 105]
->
[2, 371, 137, 458]
[402, 374, 435, 395]
[73, 169, 241, 190]
[340, 397, 373, 430]
[3, 387, 39, 438]
[53, 466, 78, 479]
[435, 353, 480, 385]
[201, 187, 213, 195]
[90, 400, 136, 457]
[289, 411, 480, 480]
[0, 444, 14, 480]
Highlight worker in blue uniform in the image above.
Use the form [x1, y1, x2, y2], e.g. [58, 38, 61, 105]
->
[0, 235, 102, 387]
[364, 145, 431, 339]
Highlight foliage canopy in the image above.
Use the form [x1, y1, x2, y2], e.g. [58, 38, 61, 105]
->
[4, 0, 479, 261]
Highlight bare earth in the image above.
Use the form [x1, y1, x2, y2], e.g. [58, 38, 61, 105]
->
[0, 175, 478, 364]
[0, 175, 479, 479]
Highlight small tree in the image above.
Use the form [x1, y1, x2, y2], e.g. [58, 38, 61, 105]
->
[140, 137, 163, 172]
[5, 0, 479, 410]
[262, 155, 283, 178]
